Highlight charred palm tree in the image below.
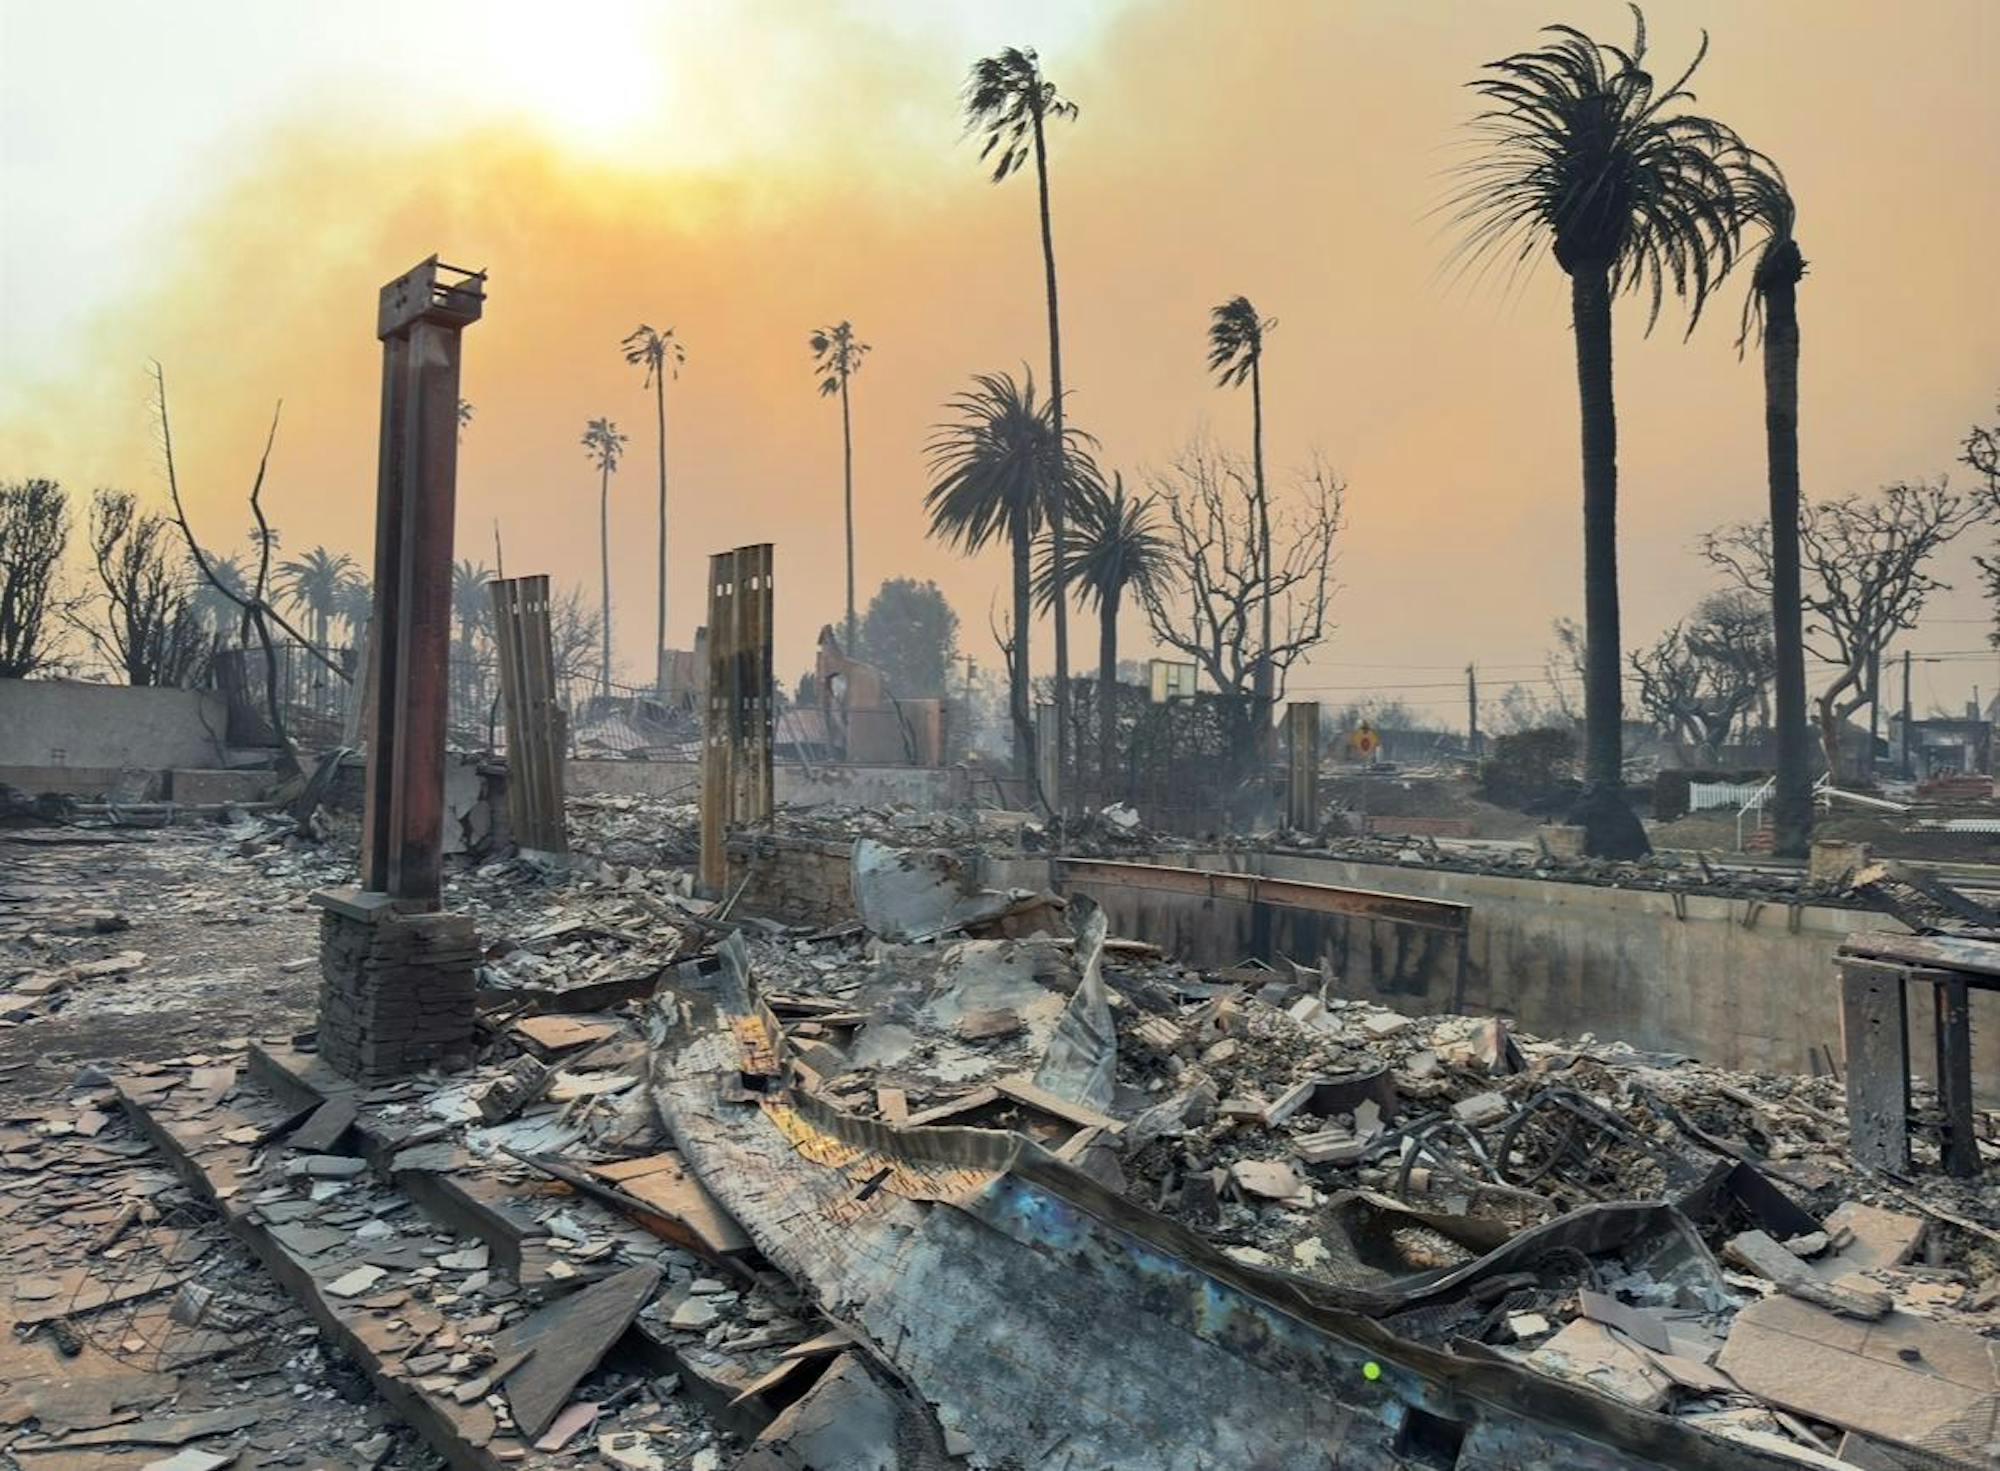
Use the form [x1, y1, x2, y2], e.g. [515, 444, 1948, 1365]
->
[1448, 5, 1744, 856]
[1207, 296, 1278, 745]
[925, 370, 1099, 790]
[580, 417, 628, 695]
[1034, 474, 1175, 796]
[621, 326, 684, 690]
[810, 322, 871, 655]
[965, 46, 1081, 803]
[1732, 152, 1810, 856]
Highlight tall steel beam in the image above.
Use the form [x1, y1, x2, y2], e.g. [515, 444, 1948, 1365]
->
[359, 257, 484, 907]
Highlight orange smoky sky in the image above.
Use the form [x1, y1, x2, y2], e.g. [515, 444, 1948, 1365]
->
[3, 0, 1997, 717]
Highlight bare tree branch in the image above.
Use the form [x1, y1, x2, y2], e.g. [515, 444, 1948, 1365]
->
[1138, 435, 1344, 743]
[1705, 479, 1983, 779]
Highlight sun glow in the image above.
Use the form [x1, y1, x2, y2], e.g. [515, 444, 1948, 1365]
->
[470, 2, 666, 151]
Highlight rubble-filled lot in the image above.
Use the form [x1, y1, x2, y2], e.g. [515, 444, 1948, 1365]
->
[6, 792, 2000, 1469]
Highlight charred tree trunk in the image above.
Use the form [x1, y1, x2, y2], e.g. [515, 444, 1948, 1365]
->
[599, 462, 613, 696]
[1568, 267, 1648, 857]
[1761, 255, 1812, 855]
[1032, 106, 1070, 812]
[841, 370, 857, 658]
[1099, 584, 1119, 800]
[1009, 500, 1035, 785]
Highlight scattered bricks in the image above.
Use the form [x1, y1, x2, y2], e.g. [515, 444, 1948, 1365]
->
[1353, 1099, 1383, 1139]
[1129, 1015, 1185, 1055]
[1230, 1159, 1303, 1202]
[1400, 1049, 1440, 1080]
[1291, 1130, 1367, 1166]
[1452, 1092, 1510, 1127]
[1261, 1078, 1319, 1128]
[478, 1055, 556, 1127]
[1286, 996, 1327, 1029]
[1360, 1011, 1412, 1040]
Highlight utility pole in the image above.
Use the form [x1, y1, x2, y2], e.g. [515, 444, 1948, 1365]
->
[1901, 648, 1913, 780]
[1466, 663, 1481, 760]
[1866, 646, 1881, 783]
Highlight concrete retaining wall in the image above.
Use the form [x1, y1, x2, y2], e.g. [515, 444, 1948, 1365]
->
[1077, 849, 1986, 1088]
[1, 679, 229, 791]
[711, 830, 1990, 1088]
[567, 757, 963, 810]
[1245, 852, 1915, 1080]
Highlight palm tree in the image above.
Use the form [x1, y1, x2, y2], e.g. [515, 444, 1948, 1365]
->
[965, 46, 1081, 804]
[275, 546, 354, 658]
[621, 326, 684, 692]
[457, 398, 474, 440]
[191, 551, 249, 641]
[581, 417, 628, 694]
[810, 322, 872, 654]
[1449, 5, 1743, 857]
[1732, 151, 1810, 858]
[925, 370, 1099, 789]
[1207, 296, 1278, 743]
[334, 571, 372, 645]
[1035, 474, 1175, 796]
[451, 559, 495, 726]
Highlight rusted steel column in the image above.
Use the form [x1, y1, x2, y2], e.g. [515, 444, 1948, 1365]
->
[1931, 971, 1977, 1177]
[699, 551, 737, 896]
[1285, 702, 1320, 830]
[490, 574, 568, 856]
[698, 545, 774, 896]
[358, 257, 484, 906]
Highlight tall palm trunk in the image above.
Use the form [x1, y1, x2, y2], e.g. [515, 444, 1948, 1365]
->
[1031, 107, 1071, 812]
[599, 464, 613, 695]
[1099, 583, 1119, 800]
[1009, 500, 1035, 784]
[654, 373, 667, 693]
[1250, 354, 1272, 751]
[1761, 259, 1811, 855]
[1569, 268, 1647, 857]
[841, 371, 857, 654]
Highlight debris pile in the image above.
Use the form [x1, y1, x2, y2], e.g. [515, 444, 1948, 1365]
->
[14, 803, 2000, 1469]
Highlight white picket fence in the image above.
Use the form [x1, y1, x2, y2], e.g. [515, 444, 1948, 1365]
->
[1687, 780, 1767, 813]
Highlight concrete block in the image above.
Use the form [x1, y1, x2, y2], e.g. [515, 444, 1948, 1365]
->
[170, 768, 272, 805]
[1809, 839, 1871, 885]
[1536, 824, 1586, 859]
